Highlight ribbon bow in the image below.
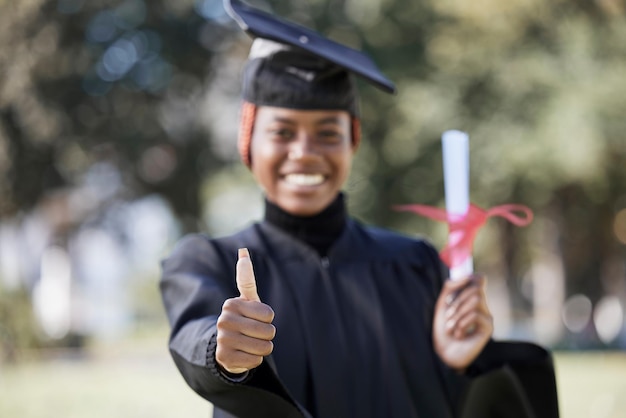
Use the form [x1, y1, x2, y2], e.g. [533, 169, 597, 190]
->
[394, 204, 533, 268]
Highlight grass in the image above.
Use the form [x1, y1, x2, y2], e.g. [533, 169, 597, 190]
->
[0, 331, 210, 418]
[555, 352, 626, 418]
[1, 331, 624, 418]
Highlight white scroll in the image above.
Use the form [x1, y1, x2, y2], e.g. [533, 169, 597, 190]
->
[442, 130, 473, 280]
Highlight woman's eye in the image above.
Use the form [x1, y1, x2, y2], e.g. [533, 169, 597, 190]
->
[271, 129, 294, 140]
[318, 131, 343, 143]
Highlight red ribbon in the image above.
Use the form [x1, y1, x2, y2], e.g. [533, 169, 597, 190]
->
[393, 203, 533, 268]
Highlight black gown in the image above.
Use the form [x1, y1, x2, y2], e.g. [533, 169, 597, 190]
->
[160, 216, 559, 418]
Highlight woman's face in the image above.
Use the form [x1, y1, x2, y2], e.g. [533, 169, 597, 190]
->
[250, 106, 355, 216]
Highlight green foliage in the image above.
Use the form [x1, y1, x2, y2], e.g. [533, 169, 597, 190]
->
[1, 0, 625, 346]
[0, 285, 40, 363]
[0, 0, 233, 228]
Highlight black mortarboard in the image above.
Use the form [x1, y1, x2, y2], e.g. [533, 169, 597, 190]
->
[224, 0, 395, 116]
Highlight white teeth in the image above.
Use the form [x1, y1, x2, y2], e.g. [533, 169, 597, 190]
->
[284, 174, 325, 186]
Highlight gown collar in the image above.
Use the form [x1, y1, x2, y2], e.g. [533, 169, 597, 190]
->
[263, 193, 347, 256]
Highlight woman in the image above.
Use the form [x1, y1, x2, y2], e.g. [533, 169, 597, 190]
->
[160, 2, 558, 417]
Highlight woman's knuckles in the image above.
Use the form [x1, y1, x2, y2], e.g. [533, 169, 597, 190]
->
[222, 298, 275, 323]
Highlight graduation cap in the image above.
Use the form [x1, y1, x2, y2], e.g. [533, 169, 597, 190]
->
[224, 0, 395, 117]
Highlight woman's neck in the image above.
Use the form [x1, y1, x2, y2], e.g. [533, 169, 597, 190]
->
[263, 194, 347, 256]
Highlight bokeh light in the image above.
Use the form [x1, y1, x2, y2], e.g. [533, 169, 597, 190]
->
[84, 2, 170, 95]
[131, 54, 172, 93]
[613, 208, 626, 244]
[195, 0, 229, 22]
[593, 296, 624, 344]
[562, 294, 593, 333]
[138, 145, 178, 184]
[87, 11, 119, 44]
[33, 246, 72, 340]
[99, 39, 139, 81]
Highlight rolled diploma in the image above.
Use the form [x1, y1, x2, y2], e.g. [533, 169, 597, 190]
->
[442, 130, 473, 280]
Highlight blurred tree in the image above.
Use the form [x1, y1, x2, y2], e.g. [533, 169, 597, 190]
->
[0, 0, 624, 347]
[0, 0, 240, 232]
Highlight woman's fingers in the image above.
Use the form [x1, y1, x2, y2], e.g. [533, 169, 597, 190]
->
[445, 275, 484, 304]
[218, 304, 276, 340]
[217, 331, 275, 357]
[216, 296, 276, 374]
[215, 347, 265, 372]
[441, 274, 491, 338]
[433, 273, 493, 370]
[218, 297, 275, 339]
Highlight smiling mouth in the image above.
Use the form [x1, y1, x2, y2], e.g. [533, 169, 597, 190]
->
[283, 173, 326, 186]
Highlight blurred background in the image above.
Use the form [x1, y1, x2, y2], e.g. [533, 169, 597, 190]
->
[0, 0, 625, 417]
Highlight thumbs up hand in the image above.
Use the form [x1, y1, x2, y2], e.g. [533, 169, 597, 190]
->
[216, 249, 276, 375]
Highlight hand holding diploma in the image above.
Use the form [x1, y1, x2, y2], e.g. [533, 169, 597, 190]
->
[433, 274, 493, 371]
[394, 130, 534, 370]
[436, 131, 492, 371]
[216, 248, 276, 374]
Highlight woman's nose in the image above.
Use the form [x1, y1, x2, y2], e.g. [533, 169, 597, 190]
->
[288, 134, 317, 160]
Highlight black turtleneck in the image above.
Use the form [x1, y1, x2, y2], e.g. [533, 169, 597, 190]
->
[264, 193, 347, 256]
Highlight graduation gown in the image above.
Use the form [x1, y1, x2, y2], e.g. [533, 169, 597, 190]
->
[160, 219, 559, 418]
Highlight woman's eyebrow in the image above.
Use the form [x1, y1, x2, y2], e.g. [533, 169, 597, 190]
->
[315, 116, 341, 125]
[272, 116, 296, 125]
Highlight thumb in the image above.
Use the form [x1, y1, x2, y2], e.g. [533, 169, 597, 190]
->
[236, 248, 260, 302]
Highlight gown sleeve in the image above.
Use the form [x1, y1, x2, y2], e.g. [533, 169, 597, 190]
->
[160, 234, 310, 418]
